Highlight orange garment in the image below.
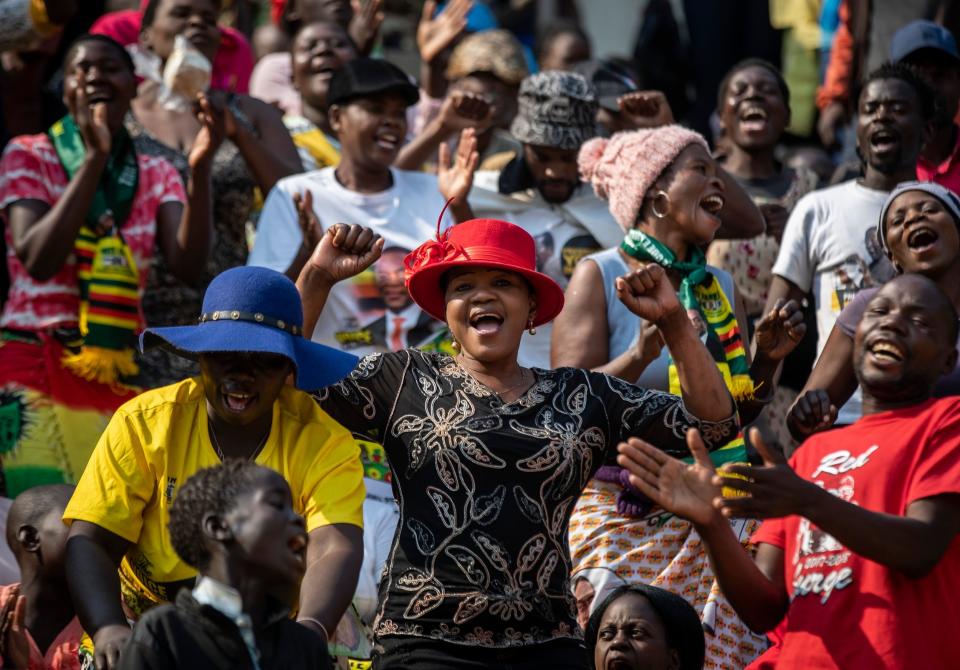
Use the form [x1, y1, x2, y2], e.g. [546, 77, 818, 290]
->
[0, 584, 82, 669]
[817, 0, 856, 110]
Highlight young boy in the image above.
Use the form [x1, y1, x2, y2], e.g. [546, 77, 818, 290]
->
[618, 273, 960, 669]
[0, 484, 81, 669]
[63, 262, 374, 669]
[117, 461, 331, 669]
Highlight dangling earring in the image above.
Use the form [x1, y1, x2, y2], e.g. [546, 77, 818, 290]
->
[451, 339, 461, 352]
[651, 190, 670, 219]
[527, 316, 537, 336]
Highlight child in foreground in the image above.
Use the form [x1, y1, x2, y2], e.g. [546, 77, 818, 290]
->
[117, 461, 331, 670]
[0, 484, 81, 669]
[618, 274, 960, 669]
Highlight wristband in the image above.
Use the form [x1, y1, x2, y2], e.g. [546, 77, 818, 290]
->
[297, 616, 330, 641]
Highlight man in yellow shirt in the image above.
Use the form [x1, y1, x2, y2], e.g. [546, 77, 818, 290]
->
[63, 241, 379, 669]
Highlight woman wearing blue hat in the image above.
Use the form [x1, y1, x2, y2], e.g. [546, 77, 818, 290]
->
[61, 231, 381, 669]
[297, 216, 745, 669]
[788, 180, 960, 440]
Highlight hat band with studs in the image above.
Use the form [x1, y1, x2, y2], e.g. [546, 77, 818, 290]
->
[198, 310, 301, 336]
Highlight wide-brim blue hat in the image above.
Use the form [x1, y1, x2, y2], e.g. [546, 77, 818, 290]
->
[140, 266, 357, 391]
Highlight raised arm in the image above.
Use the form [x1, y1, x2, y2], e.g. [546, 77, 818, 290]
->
[297, 222, 384, 339]
[416, 0, 472, 100]
[227, 93, 303, 193]
[616, 264, 734, 422]
[154, 93, 221, 284]
[7, 81, 110, 280]
[551, 258, 661, 381]
[394, 91, 491, 172]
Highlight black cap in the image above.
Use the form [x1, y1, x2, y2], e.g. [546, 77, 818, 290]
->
[575, 59, 639, 112]
[326, 58, 420, 109]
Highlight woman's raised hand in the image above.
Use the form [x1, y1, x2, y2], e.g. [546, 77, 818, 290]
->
[438, 127, 479, 204]
[188, 92, 226, 169]
[349, 0, 385, 55]
[417, 0, 472, 64]
[754, 298, 806, 361]
[616, 429, 720, 526]
[308, 222, 384, 284]
[70, 73, 112, 156]
[617, 90, 675, 129]
[615, 264, 682, 324]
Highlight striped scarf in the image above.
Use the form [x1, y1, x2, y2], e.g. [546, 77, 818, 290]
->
[620, 229, 754, 467]
[48, 115, 141, 385]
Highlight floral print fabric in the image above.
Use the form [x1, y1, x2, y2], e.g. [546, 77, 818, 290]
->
[316, 350, 738, 648]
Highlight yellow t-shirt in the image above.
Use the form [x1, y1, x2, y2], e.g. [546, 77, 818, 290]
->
[63, 377, 364, 610]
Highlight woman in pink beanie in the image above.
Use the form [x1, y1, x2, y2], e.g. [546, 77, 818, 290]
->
[557, 126, 806, 669]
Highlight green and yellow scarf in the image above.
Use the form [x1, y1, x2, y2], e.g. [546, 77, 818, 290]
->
[48, 115, 141, 385]
[621, 229, 753, 467]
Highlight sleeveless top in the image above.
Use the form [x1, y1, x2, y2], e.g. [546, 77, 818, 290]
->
[587, 247, 738, 391]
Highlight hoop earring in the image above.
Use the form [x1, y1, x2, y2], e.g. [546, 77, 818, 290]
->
[651, 190, 670, 219]
[527, 317, 537, 336]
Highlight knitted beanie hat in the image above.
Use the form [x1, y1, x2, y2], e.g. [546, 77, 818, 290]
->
[579, 125, 709, 231]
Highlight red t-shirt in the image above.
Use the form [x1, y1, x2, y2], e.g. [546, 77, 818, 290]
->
[748, 397, 960, 670]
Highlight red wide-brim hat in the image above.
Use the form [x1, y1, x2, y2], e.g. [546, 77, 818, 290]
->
[404, 218, 565, 328]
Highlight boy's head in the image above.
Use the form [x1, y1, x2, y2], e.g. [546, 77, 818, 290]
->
[853, 274, 959, 403]
[6, 484, 74, 579]
[327, 58, 419, 169]
[169, 461, 308, 590]
[855, 62, 935, 176]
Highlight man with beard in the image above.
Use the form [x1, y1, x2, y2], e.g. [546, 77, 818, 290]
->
[464, 70, 764, 368]
[765, 62, 935, 427]
[617, 274, 960, 670]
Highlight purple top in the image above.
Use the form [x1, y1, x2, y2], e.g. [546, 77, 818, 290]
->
[837, 287, 960, 396]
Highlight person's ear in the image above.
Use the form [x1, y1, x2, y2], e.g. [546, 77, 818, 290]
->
[667, 648, 681, 670]
[202, 513, 233, 543]
[329, 104, 344, 133]
[16, 524, 40, 554]
[942, 345, 958, 376]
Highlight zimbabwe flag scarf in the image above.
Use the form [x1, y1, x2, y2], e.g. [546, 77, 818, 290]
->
[620, 228, 753, 467]
[48, 115, 141, 385]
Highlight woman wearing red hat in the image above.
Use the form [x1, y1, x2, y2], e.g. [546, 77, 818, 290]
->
[297, 215, 741, 669]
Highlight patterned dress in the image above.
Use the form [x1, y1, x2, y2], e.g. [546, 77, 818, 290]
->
[316, 350, 738, 656]
[125, 102, 257, 388]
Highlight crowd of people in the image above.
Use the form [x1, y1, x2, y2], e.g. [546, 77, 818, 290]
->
[0, 1, 958, 669]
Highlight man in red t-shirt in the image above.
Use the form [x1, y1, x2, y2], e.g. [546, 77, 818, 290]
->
[616, 273, 960, 670]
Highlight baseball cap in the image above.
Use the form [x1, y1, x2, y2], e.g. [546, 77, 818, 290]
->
[326, 58, 419, 109]
[890, 20, 960, 64]
[576, 59, 639, 112]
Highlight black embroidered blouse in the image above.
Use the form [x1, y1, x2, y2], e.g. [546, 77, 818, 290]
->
[316, 350, 737, 649]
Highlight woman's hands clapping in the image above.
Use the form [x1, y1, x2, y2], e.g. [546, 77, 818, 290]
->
[188, 92, 226, 170]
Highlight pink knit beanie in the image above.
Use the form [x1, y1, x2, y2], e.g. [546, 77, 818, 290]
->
[578, 125, 709, 231]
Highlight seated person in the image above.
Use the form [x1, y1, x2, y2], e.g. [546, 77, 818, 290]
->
[0, 484, 81, 670]
[117, 461, 331, 670]
[618, 273, 960, 669]
[62, 264, 369, 669]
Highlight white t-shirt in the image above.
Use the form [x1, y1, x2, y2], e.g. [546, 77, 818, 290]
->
[772, 179, 895, 423]
[468, 172, 622, 368]
[248, 167, 453, 347]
